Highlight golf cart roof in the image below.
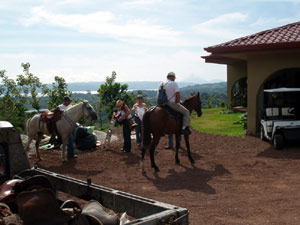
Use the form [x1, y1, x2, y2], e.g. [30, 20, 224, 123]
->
[264, 87, 300, 93]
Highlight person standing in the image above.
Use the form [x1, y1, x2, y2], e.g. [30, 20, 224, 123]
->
[165, 134, 182, 149]
[114, 100, 132, 153]
[58, 96, 77, 159]
[162, 72, 191, 135]
[131, 95, 148, 147]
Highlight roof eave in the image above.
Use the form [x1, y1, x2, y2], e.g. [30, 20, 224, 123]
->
[201, 55, 244, 65]
[205, 42, 300, 54]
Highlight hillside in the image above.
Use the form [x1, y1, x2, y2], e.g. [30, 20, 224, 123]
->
[59, 81, 198, 91]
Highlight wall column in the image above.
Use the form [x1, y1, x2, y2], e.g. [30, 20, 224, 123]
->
[227, 62, 247, 108]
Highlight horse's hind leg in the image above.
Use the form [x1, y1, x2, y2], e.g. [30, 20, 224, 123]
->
[150, 137, 160, 173]
[141, 147, 146, 174]
[61, 139, 67, 163]
[35, 133, 43, 161]
[25, 137, 33, 159]
[175, 134, 180, 165]
[184, 134, 194, 164]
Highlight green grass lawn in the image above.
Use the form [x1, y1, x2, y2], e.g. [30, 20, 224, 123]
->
[191, 108, 245, 137]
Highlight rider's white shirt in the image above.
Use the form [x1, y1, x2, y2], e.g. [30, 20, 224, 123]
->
[164, 80, 180, 103]
[58, 104, 71, 111]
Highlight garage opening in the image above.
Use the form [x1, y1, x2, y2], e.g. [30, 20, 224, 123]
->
[258, 68, 300, 126]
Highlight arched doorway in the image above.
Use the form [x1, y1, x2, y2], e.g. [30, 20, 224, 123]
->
[231, 77, 247, 107]
[257, 68, 300, 127]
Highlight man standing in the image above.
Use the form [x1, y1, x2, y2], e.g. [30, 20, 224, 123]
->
[58, 96, 77, 159]
[163, 72, 191, 135]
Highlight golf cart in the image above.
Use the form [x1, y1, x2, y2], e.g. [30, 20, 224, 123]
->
[260, 88, 300, 149]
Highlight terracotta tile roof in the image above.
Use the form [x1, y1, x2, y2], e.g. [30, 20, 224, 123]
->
[205, 21, 300, 53]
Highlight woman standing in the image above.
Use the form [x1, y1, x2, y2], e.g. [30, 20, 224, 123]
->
[114, 100, 132, 153]
[132, 95, 148, 147]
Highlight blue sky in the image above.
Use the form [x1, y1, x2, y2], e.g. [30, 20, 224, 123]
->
[1, 0, 300, 83]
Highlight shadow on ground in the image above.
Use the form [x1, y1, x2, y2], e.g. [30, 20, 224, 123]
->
[36, 159, 103, 176]
[257, 144, 300, 159]
[143, 164, 230, 194]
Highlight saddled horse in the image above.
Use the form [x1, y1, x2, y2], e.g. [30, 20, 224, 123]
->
[25, 101, 97, 162]
[141, 93, 202, 173]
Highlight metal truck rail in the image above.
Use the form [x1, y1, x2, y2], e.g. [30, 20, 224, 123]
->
[18, 167, 189, 225]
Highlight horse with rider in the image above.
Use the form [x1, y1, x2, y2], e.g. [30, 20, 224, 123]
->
[141, 72, 203, 173]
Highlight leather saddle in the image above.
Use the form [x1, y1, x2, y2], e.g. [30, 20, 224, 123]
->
[0, 179, 23, 202]
[160, 105, 182, 118]
[82, 200, 119, 225]
[40, 108, 63, 145]
[65, 200, 119, 225]
[16, 188, 71, 225]
[0, 175, 54, 201]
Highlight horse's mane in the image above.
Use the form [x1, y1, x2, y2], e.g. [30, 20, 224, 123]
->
[183, 95, 196, 104]
[65, 102, 83, 111]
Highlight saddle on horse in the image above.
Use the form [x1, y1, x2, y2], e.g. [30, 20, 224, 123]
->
[40, 107, 63, 145]
[160, 105, 183, 118]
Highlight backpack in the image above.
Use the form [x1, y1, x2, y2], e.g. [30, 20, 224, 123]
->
[75, 127, 96, 150]
[157, 82, 168, 105]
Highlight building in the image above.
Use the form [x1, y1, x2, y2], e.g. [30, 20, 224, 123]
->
[203, 21, 300, 134]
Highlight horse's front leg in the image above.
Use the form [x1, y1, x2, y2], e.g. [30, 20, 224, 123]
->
[184, 134, 194, 164]
[35, 133, 43, 161]
[175, 134, 180, 165]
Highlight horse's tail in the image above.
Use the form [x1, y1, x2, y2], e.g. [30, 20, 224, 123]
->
[142, 111, 152, 148]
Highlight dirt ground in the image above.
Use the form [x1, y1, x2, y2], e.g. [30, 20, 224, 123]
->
[29, 128, 300, 225]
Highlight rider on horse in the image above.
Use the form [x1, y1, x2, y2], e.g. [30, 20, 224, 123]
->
[162, 72, 191, 135]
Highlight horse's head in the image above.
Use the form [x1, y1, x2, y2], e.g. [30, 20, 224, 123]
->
[184, 92, 202, 117]
[195, 92, 203, 117]
[82, 101, 98, 120]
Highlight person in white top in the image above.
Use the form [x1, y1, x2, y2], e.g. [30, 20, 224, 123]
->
[131, 95, 148, 147]
[163, 72, 191, 135]
[58, 96, 77, 158]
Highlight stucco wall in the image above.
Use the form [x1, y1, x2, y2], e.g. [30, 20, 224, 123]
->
[247, 51, 300, 133]
[227, 62, 247, 107]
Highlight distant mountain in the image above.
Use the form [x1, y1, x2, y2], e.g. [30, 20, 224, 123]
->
[64, 81, 197, 91]
[180, 82, 227, 94]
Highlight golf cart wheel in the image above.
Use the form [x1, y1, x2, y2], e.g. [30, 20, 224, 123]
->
[273, 134, 284, 150]
[260, 126, 266, 141]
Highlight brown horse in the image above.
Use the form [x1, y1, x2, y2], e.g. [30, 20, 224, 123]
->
[141, 93, 202, 173]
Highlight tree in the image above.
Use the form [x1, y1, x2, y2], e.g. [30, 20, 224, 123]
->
[43, 76, 72, 109]
[17, 62, 47, 111]
[98, 71, 135, 120]
[0, 70, 27, 131]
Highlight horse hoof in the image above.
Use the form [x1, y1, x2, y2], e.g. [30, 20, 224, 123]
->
[154, 167, 160, 173]
[176, 160, 180, 165]
[190, 159, 195, 164]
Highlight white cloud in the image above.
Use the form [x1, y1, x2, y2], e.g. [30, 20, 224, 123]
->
[23, 6, 181, 43]
[123, 0, 163, 7]
[192, 12, 249, 45]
